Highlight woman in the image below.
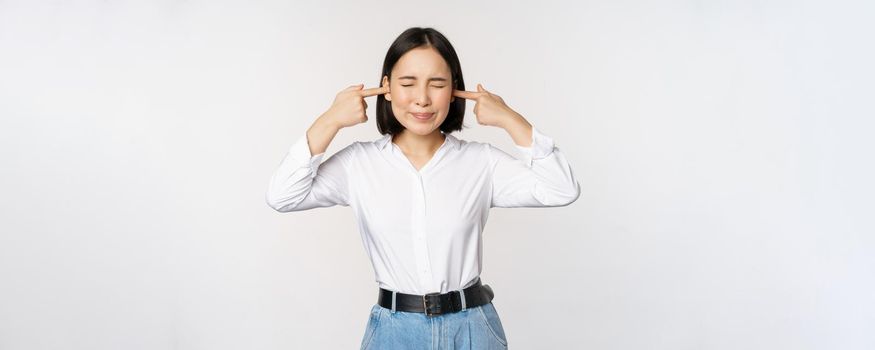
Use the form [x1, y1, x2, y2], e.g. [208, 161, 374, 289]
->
[266, 27, 580, 349]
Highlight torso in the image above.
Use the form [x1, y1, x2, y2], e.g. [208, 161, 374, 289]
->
[345, 134, 493, 294]
[402, 154, 434, 171]
[392, 133, 445, 172]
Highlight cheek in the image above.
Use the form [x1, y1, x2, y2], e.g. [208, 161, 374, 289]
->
[391, 103, 406, 118]
[390, 89, 413, 106]
[427, 90, 453, 110]
[434, 90, 453, 104]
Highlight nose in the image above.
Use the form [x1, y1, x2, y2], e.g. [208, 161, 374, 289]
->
[413, 87, 431, 107]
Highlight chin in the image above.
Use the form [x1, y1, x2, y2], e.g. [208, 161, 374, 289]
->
[404, 125, 437, 135]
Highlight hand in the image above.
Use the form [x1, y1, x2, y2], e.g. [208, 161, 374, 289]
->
[452, 83, 522, 129]
[321, 84, 390, 129]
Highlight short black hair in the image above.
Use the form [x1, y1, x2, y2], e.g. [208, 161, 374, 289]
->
[376, 27, 466, 135]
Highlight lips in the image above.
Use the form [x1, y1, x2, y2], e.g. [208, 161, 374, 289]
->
[412, 112, 435, 120]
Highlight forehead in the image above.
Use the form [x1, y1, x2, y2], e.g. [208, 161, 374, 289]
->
[391, 46, 451, 77]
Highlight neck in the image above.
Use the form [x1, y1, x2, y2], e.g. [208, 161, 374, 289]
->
[392, 130, 446, 156]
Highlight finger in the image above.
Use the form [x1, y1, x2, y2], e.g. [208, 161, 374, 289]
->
[345, 83, 364, 91]
[477, 83, 485, 92]
[453, 89, 481, 100]
[359, 85, 390, 97]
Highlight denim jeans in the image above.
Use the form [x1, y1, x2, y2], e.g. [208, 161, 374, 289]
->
[359, 301, 509, 349]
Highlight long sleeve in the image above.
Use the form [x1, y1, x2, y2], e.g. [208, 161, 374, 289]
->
[265, 132, 354, 212]
[488, 125, 581, 208]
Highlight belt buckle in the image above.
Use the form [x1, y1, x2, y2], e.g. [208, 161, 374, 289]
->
[422, 292, 441, 316]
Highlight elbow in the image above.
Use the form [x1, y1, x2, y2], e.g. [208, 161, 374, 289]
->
[265, 191, 285, 212]
[266, 198, 283, 212]
[565, 180, 581, 205]
[265, 188, 298, 213]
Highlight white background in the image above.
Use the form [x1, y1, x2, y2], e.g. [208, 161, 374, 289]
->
[1, 0, 873, 349]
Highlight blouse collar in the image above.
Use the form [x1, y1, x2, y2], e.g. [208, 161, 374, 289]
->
[376, 132, 460, 152]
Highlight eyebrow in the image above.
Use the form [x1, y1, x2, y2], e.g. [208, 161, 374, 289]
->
[396, 76, 449, 82]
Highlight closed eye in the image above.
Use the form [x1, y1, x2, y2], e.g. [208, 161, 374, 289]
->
[401, 84, 446, 88]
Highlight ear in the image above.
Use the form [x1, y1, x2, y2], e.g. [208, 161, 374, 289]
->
[382, 75, 391, 101]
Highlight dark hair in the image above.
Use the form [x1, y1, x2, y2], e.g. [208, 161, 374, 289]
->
[376, 27, 466, 135]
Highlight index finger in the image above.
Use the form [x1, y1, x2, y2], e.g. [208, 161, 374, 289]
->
[452, 89, 482, 100]
[359, 85, 390, 97]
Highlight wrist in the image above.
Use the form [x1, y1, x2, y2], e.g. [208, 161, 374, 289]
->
[499, 112, 529, 130]
[316, 112, 343, 132]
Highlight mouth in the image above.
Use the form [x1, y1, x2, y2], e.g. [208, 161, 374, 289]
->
[411, 112, 435, 120]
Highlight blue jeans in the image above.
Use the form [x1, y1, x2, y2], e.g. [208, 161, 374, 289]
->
[359, 301, 509, 349]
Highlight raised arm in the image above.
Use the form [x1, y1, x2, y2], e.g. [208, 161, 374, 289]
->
[488, 124, 581, 208]
[265, 83, 389, 212]
[265, 122, 353, 212]
[453, 83, 580, 208]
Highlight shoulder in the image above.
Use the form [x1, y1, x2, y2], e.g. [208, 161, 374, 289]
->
[447, 133, 487, 150]
[336, 135, 391, 161]
[319, 140, 360, 166]
[450, 134, 502, 152]
[447, 134, 500, 165]
[355, 133, 392, 153]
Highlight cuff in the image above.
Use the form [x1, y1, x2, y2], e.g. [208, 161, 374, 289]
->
[513, 125, 556, 167]
[288, 132, 326, 178]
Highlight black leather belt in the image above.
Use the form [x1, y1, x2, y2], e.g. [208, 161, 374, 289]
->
[377, 277, 495, 316]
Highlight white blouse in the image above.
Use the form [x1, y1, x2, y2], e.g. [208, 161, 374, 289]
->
[265, 125, 580, 295]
